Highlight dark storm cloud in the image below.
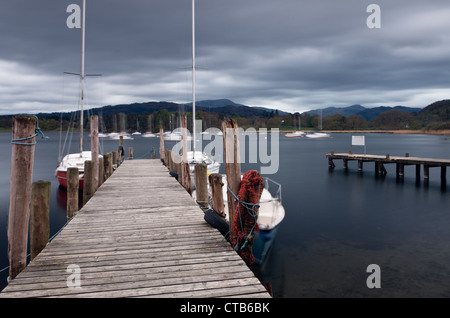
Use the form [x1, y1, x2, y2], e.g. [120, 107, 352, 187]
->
[1, 0, 450, 114]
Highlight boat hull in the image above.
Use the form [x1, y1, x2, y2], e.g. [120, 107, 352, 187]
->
[56, 170, 84, 190]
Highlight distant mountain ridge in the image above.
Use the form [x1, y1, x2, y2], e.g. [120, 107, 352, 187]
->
[305, 104, 422, 120]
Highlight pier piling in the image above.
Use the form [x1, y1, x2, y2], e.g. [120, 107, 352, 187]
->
[30, 180, 50, 261]
[67, 167, 79, 219]
[8, 116, 37, 280]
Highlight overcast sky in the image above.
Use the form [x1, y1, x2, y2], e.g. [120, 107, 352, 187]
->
[1, 0, 450, 115]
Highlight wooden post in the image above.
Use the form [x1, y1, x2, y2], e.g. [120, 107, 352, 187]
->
[129, 147, 133, 160]
[195, 163, 208, 208]
[90, 115, 99, 192]
[67, 167, 79, 219]
[83, 160, 95, 206]
[209, 173, 225, 217]
[159, 128, 165, 161]
[396, 163, 405, 178]
[112, 150, 118, 167]
[30, 180, 50, 261]
[441, 166, 447, 183]
[182, 162, 192, 195]
[103, 152, 111, 180]
[415, 164, 421, 180]
[98, 156, 104, 188]
[343, 159, 348, 169]
[328, 158, 335, 169]
[358, 160, 363, 172]
[424, 165, 430, 179]
[8, 116, 37, 280]
[222, 119, 241, 238]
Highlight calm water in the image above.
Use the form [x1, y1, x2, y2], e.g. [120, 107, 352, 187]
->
[1, 131, 450, 297]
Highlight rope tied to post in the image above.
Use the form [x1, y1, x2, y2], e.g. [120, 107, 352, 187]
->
[10, 116, 48, 145]
[228, 170, 264, 265]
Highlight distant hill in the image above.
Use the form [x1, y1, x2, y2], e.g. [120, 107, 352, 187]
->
[186, 99, 244, 108]
[187, 98, 289, 115]
[416, 99, 450, 129]
[305, 104, 421, 120]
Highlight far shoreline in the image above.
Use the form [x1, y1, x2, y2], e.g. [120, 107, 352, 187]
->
[278, 129, 450, 136]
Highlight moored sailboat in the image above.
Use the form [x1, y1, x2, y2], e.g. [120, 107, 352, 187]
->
[55, 0, 102, 189]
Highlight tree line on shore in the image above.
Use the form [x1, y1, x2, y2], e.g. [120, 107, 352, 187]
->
[0, 99, 449, 133]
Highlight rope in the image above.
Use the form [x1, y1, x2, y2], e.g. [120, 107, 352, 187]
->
[11, 116, 49, 145]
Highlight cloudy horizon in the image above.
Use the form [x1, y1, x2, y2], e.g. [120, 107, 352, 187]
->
[1, 0, 449, 115]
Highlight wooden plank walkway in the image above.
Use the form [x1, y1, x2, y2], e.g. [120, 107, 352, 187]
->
[0, 159, 270, 298]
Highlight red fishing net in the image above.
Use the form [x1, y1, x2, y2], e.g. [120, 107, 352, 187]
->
[231, 170, 264, 265]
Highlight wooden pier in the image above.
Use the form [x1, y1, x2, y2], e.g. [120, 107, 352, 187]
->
[326, 152, 450, 182]
[0, 159, 270, 298]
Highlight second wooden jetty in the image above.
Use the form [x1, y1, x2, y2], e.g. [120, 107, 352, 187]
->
[326, 152, 450, 183]
[0, 159, 270, 298]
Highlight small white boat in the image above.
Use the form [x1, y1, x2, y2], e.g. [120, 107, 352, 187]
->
[164, 131, 193, 142]
[56, 151, 103, 189]
[109, 132, 134, 140]
[285, 131, 305, 138]
[186, 151, 220, 175]
[306, 132, 331, 138]
[142, 132, 157, 138]
[132, 131, 142, 135]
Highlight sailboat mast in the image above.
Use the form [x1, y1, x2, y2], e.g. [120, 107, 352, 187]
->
[191, 0, 196, 157]
[79, 0, 86, 155]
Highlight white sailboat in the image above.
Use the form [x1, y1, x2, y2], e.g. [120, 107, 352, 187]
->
[306, 109, 330, 138]
[285, 113, 305, 137]
[56, 0, 102, 189]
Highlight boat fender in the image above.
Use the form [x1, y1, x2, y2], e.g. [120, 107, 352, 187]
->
[204, 209, 230, 242]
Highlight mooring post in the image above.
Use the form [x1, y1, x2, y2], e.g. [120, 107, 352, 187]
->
[103, 152, 111, 180]
[209, 173, 225, 217]
[90, 115, 99, 192]
[108, 152, 114, 176]
[222, 119, 241, 238]
[112, 151, 118, 167]
[128, 147, 133, 160]
[195, 163, 208, 209]
[98, 156, 104, 188]
[30, 180, 51, 261]
[8, 115, 37, 280]
[83, 160, 95, 206]
[159, 128, 165, 161]
[67, 167, 79, 219]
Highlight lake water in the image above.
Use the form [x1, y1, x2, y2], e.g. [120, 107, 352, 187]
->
[0, 131, 450, 297]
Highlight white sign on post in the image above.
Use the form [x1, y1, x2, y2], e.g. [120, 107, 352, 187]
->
[351, 135, 366, 154]
[352, 136, 365, 146]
